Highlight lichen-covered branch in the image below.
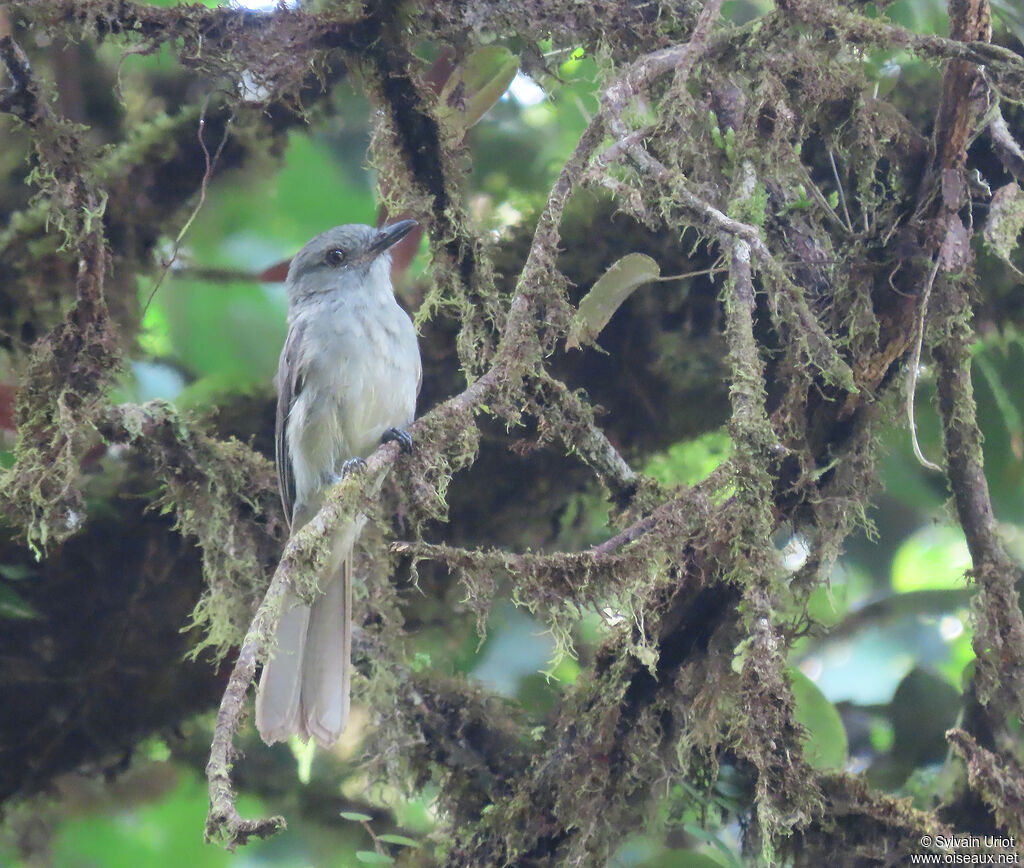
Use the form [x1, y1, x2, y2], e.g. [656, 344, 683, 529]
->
[96, 401, 281, 657]
[934, 285, 1024, 724]
[722, 161, 823, 846]
[948, 729, 1024, 842]
[908, 0, 1024, 833]
[0, 34, 118, 550]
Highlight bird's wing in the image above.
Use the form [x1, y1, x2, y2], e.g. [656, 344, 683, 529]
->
[275, 319, 306, 531]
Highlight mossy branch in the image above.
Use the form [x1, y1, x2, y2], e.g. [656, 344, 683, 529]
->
[947, 729, 1024, 842]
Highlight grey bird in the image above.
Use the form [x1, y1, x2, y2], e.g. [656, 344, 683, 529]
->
[255, 220, 421, 747]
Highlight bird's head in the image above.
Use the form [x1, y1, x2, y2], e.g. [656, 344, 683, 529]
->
[286, 219, 417, 302]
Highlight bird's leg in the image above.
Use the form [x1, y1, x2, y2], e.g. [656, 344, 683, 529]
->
[382, 427, 413, 453]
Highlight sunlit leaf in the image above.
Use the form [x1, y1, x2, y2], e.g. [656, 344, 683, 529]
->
[157, 277, 286, 391]
[140, 735, 172, 763]
[340, 811, 373, 822]
[645, 429, 732, 486]
[138, 296, 174, 357]
[869, 717, 895, 752]
[291, 736, 315, 785]
[789, 667, 848, 771]
[891, 525, 971, 592]
[566, 253, 661, 349]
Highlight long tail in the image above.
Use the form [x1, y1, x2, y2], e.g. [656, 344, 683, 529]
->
[298, 540, 352, 745]
[255, 520, 359, 747]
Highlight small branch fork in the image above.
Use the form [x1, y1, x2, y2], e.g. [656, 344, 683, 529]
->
[591, 2, 856, 395]
[392, 462, 730, 576]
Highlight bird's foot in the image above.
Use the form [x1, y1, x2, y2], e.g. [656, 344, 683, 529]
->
[333, 457, 367, 483]
[382, 426, 414, 453]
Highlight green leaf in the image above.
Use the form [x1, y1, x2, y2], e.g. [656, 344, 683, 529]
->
[566, 253, 661, 349]
[437, 46, 520, 132]
[340, 811, 373, 822]
[355, 851, 395, 865]
[410, 651, 432, 672]
[0, 582, 41, 619]
[872, 668, 962, 788]
[789, 667, 848, 771]
[376, 834, 420, 848]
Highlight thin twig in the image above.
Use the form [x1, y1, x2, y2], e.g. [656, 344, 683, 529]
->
[143, 97, 232, 316]
[905, 256, 943, 472]
[394, 462, 730, 570]
[827, 149, 854, 233]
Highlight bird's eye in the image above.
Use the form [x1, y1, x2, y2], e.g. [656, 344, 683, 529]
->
[325, 248, 347, 266]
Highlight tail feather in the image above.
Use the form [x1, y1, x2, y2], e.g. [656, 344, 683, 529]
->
[300, 550, 352, 746]
[255, 591, 310, 745]
[255, 519, 360, 748]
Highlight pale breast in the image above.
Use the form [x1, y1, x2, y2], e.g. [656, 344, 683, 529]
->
[289, 294, 419, 500]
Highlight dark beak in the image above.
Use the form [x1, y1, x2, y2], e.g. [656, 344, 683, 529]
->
[369, 219, 418, 256]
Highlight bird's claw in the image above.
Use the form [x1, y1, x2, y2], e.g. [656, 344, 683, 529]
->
[334, 457, 367, 482]
[382, 426, 414, 453]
